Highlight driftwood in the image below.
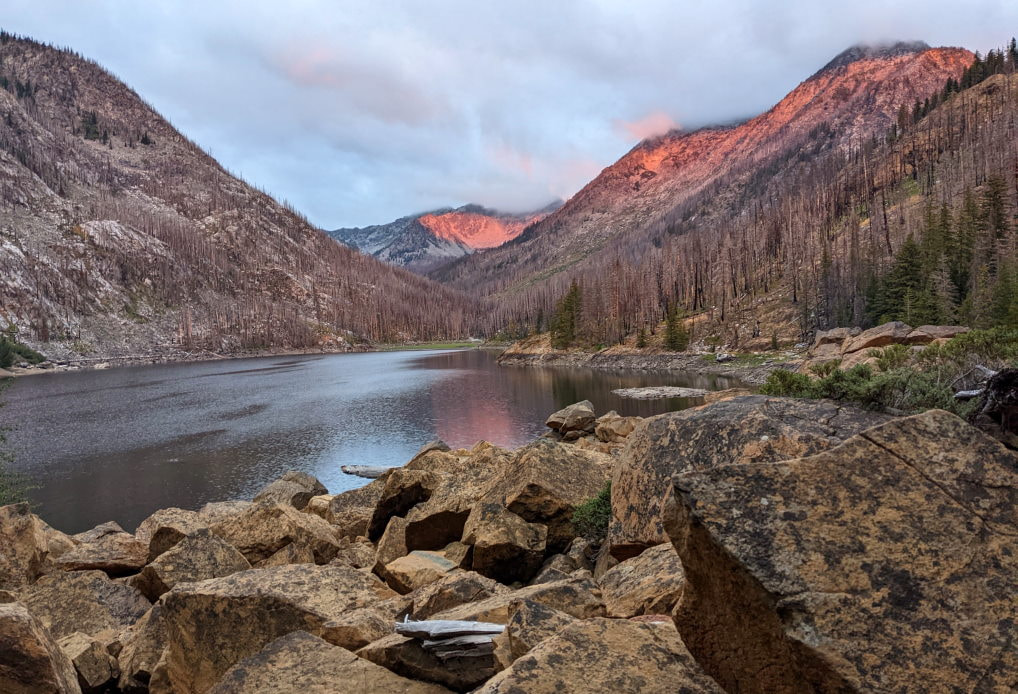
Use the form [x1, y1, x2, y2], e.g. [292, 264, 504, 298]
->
[341, 465, 390, 479]
[396, 619, 504, 664]
[395, 619, 504, 640]
[970, 368, 1018, 448]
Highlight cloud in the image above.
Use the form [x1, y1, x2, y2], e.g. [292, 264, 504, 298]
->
[614, 110, 680, 142]
[2, 0, 1015, 227]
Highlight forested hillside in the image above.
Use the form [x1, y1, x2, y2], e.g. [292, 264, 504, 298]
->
[465, 44, 1018, 349]
[0, 33, 479, 361]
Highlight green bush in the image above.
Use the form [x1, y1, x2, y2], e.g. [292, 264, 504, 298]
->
[0, 337, 44, 368]
[572, 482, 611, 544]
[874, 343, 910, 372]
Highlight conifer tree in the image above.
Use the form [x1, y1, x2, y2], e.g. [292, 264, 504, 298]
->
[664, 302, 689, 351]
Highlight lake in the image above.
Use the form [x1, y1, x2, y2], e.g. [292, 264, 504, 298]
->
[0, 348, 741, 533]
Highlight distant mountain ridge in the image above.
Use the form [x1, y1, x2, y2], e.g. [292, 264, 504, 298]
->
[330, 201, 561, 273]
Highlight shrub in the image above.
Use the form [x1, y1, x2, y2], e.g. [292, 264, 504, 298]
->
[0, 337, 44, 368]
[572, 482, 611, 544]
[874, 343, 910, 372]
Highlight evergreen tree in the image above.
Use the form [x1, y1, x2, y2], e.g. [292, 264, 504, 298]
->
[635, 326, 647, 348]
[550, 280, 581, 349]
[664, 302, 689, 351]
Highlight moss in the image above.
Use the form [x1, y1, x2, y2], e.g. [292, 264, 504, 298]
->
[572, 482, 611, 544]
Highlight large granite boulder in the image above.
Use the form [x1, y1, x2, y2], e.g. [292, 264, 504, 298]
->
[903, 324, 969, 344]
[407, 571, 509, 619]
[117, 604, 166, 693]
[54, 521, 147, 575]
[841, 320, 912, 353]
[19, 570, 150, 641]
[326, 481, 385, 539]
[57, 631, 118, 692]
[132, 529, 251, 600]
[609, 395, 890, 559]
[664, 409, 1018, 693]
[367, 469, 442, 540]
[383, 551, 458, 594]
[319, 607, 391, 651]
[497, 598, 577, 664]
[476, 618, 723, 693]
[209, 502, 340, 564]
[462, 503, 547, 584]
[545, 400, 596, 435]
[0, 602, 82, 694]
[485, 439, 610, 551]
[593, 411, 642, 443]
[597, 543, 685, 618]
[427, 576, 604, 624]
[209, 631, 451, 694]
[252, 471, 326, 511]
[161, 563, 397, 694]
[134, 507, 206, 562]
[0, 503, 75, 588]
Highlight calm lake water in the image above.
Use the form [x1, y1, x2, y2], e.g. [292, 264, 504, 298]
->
[1, 348, 740, 533]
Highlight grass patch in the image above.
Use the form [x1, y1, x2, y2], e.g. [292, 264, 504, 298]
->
[376, 341, 477, 352]
[760, 327, 1018, 416]
[572, 482, 611, 544]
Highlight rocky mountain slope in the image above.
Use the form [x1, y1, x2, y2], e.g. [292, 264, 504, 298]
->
[0, 33, 480, 361]
[331, 203, 559, 273]
[1, 395, 1014, 692]
[432, 42, 974, 306]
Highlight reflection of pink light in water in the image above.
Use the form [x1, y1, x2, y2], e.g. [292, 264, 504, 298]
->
[429, 381, 522, 449]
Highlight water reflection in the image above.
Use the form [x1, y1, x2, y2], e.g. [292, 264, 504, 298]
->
[1, 349, 741, 533]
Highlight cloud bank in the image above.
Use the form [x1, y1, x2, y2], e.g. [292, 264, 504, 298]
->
[3, 1, 1014, 227]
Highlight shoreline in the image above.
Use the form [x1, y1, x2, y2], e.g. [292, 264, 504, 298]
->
[496, 349, 800, 385]
[2, 342, 494, 378]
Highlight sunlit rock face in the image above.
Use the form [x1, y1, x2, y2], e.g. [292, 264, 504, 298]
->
[330, 202, 559, 273]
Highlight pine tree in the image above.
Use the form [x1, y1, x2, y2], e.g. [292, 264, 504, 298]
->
[635, 326, 647, 348]
[550, 280, 581, 349]
[664, 303, 689, 351]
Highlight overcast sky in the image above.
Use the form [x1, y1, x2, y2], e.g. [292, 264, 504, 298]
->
[4, 1, 1015, 227]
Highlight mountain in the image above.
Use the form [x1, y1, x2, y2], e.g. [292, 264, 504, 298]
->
[0, 33, 479, 361]
[330, 202, 560, 273]
[432, 42, 974, 300]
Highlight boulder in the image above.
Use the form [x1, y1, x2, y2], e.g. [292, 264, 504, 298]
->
[367, 469, 442, 540]
[904, 324, 970, 344]
[811, 326, 858, 347]
[439, 541, 471, 568]
[0, 503, 75, 589]
[462, 503, 547, 584]
[197, 501, 253, 523]
[326, 480, 385, 539]
[609, 395, 890, 559]
[134, 507, 205, 562]
[319, 607, 391, 651]
[254, 539, 315, 567]
[408, 439, 452, 463]
[161, 563, 397, 694]
[486, 439, 610, 551]
[545, 400, 596, 434]
[54, 521, 147, 575]
[209, 631, 451, 694]
[279, 470, 328, 495]
[0, 602, 81, 694]
[252, 480, 315, 510]
[303, 493, 335, 520]
[357, 634, 491, 692]
[499, 599, 577, 663]
[19, 570, 150, 641]
[209, 502, 340, 564]
[664, 409, 1018, 693]
[58, 632, 118, 692]
[841, 320, 911, 353]
[598, 543, 685, 618]
[429, 576, 605, 624]
[374, 516, 410, 578]
[330, 538, 376, 569]
[384, 551, 458, 594]
[593, 411, 642, 442]
[476, 618, 722, 694]
[132, 529, 251, 600]
[408, 571, 509, 620]
[117, 605, 166, 693]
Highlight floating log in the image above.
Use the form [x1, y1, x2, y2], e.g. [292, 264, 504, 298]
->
[340, 465, 390, 479]
[395, 619, 505, 640]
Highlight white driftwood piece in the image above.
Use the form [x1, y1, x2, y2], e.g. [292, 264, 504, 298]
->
[341, 465, 390, 479]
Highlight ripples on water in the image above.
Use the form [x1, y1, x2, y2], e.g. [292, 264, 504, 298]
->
[1, 348, 741, 532]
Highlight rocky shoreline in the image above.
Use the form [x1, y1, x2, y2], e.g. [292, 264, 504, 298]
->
[1, 394, 1015, 693]
[496, 348, 795, 385]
